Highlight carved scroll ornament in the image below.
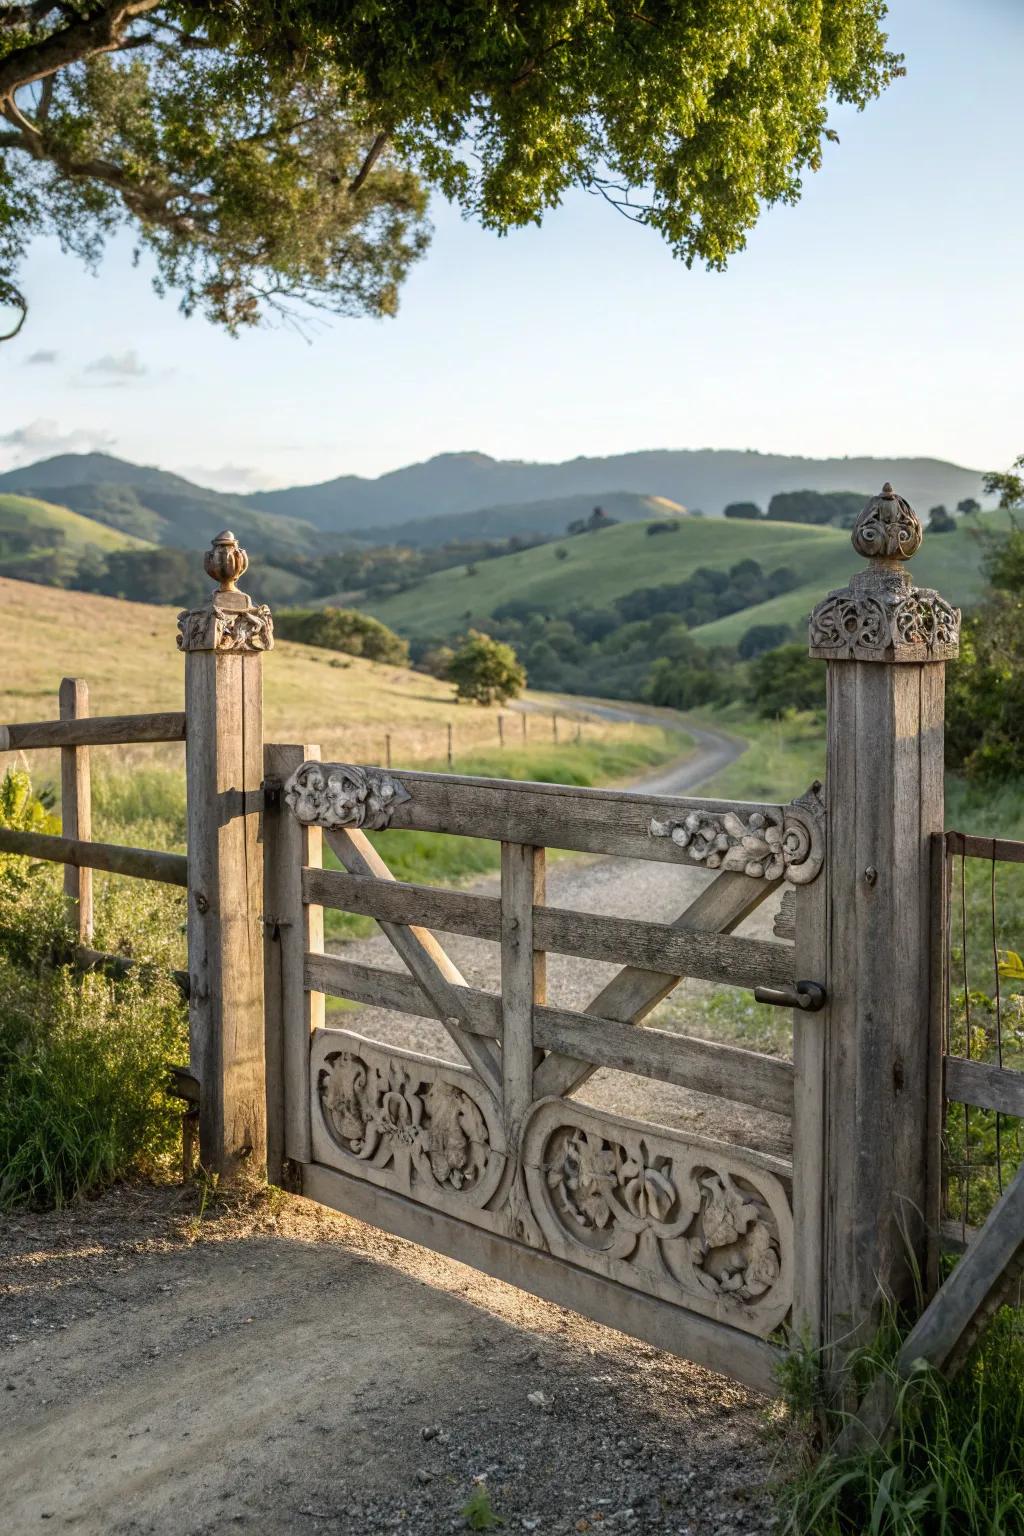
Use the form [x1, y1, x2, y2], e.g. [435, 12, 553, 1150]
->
[523, 1099, 793, 1335]
[311, 1032, 505, 1211]
[285, 760, 411, 831]
[176, 601, 274, 653]
[808, 484, 960, 663]
[648, 782, 824, 884]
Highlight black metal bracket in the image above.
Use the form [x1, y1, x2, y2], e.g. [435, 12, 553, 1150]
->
[753, 979, 827, 1012]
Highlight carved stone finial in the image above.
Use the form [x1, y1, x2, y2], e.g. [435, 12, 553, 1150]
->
[176, 530, 273, 653]
[850, 483, 923, 564]
[204, 530, 249, 592]
[808, 484, 959, 663]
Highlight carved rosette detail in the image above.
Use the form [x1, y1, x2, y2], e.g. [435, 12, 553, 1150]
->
[808, 484, 959, 663]
[648, 782, 824, 884]
[176, 601, 274, 653]
[284, 760, 411, 831]
[523, 1100, 793, 1335]
[312, 1034, 505, 1210]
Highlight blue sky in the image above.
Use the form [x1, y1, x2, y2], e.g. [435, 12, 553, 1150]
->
[1, 0, 1021, 491]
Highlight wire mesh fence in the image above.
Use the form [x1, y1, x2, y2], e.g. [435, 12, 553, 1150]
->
[943, 831, 1024, 1235]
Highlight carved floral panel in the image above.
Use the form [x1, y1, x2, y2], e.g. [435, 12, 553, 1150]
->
[522, 1099, 793, 1336]
[310, 1030, 506, 1213]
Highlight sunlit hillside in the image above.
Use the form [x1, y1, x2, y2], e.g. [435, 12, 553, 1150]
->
[365, 512, 1008, 643]
[0, 577, 660, 770]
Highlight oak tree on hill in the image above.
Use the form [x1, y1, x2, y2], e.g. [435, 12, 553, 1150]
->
[448, 630, 525, 706]
[1, 2, 901, 339]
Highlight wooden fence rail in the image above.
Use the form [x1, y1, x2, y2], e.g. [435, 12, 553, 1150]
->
[0, 826, 188, 885]
[0, 711, 186, 750]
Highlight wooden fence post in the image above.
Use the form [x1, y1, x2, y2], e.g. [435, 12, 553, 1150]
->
[263, 742, 324, 1187]
[808, 485, 960, 1360]
[177, 531, 273, 1181]
[59, 677, 92, 943]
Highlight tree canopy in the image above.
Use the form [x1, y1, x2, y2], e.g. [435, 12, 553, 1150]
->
[0, 2, 902, 338]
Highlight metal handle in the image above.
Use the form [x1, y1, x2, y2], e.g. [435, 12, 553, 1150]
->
[753, 979, 826, 1012]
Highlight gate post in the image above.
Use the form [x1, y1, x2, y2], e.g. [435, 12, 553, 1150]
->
[808, 485, 960, 1359]
[177, 532, 274, 1181]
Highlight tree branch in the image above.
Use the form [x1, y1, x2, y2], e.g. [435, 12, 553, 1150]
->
[0, 0, 162, 105]
[348, 130, 389, 194]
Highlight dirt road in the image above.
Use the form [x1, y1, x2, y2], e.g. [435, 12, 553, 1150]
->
[1, 713, 794, 1535]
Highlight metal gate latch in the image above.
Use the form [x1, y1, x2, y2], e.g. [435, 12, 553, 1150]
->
[753, 980, 826, 1012]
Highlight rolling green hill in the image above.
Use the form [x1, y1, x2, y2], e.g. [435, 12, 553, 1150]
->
[0, 493, 150, 553]
[366, 513, 1008, 643]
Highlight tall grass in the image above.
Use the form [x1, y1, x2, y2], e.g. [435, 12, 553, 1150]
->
[0, 768, 188, 1210]
[780, 1309, 1024, 1535]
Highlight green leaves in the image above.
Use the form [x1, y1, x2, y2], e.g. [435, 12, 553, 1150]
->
[0, 1, 901, 333]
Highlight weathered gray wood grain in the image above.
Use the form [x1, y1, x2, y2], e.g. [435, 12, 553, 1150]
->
[305, 954, 795, 1117]
[0, 711, 186, 750]
[0, 826, 186, 884]
[264, 743, 325, 1179]
[59, 678, 93, 943]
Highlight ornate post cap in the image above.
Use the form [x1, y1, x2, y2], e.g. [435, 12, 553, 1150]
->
[808, 484, 960, 663]
[176, 531, 274, 653]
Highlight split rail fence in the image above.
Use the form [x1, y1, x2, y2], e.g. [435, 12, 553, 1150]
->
[2, 493, 1021, 1409]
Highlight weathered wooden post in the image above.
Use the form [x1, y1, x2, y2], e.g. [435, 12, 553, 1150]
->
[59, 677, 93, 943]
[808, 484, 960, 1356]
[177, 532, 273, 1181]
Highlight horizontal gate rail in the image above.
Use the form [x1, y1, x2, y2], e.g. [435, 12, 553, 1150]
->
[945, 829, 1024, 865]
[0, 826, 187, 886]
[945, 1056, 1024, 1118]
[306, 952, 796, 1118]
[0, 710, 186, 750]
[304, 865, 794, 991]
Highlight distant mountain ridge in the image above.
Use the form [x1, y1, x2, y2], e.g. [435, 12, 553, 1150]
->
[248, 448, 987, 533]
[0, 448, 988, 555]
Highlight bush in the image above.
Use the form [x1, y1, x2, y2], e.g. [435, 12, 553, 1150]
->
[275, 606, 409, 664]
[739, 622, 793, 659]
[0, 769, 188, 1210]
[447, 630, 526, 705]
[723, 501, 762, 519]
[945, 524, 1024, 783]
[748, 644, 825, 717]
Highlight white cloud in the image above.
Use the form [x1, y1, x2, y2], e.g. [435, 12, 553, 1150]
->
[0, 419, 117, 467]
[84, 349, 147, 379]
[182, 463, 282, 493]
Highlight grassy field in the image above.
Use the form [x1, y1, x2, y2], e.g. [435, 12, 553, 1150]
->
[364, 512, 1009, 642]
[0, 493, 151, 554]
[0, 576, 678, 772]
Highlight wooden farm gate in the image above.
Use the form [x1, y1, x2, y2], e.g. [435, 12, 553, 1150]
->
[2, 485, 984, 1401]
[262, 754, 827, 1395]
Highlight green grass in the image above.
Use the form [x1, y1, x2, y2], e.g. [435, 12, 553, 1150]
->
[0, 492, 151, 553]
[779, 1309, 1024, 1535]
[0, 767, 188, 1210]
[364, 514, 1010, 642]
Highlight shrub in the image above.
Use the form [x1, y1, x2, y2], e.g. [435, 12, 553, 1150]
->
[723, 501, 763, 519]
[447, 630, 526, 705]
[0, 769, 188, 1210]
[748, 644, 825, 717]
[275, 606, 409, 664]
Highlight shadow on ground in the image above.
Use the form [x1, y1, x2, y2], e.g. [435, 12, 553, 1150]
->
[1, 1183, 791, 1536]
